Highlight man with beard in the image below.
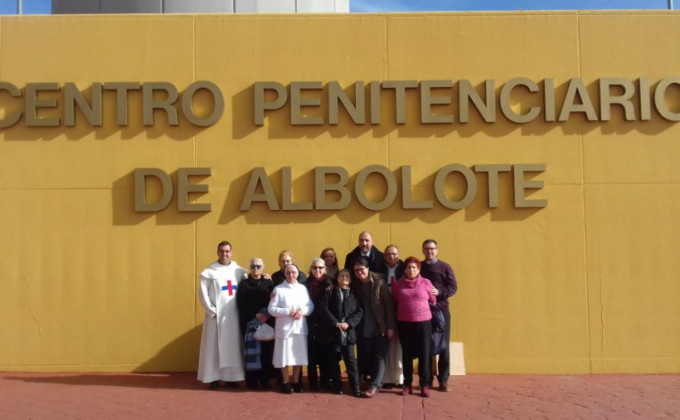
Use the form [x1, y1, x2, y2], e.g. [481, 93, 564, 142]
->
[419, 239, 457, 392]
[197, 241, 247, 389]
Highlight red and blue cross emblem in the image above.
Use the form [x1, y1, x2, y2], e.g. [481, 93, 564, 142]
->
[221, 280, 237, 296]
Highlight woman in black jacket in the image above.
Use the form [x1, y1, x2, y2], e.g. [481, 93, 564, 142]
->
[322, 269, 363, 397]
[305, 258, 334, 390]
[236, 258, 275, 390]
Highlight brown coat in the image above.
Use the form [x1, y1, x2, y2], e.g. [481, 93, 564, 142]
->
[354, 271, 397, 336]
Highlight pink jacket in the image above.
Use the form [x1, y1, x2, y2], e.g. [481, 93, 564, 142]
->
[392, 274, 436, 322]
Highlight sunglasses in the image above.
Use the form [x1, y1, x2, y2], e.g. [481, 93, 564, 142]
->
[250, 264, 263, 269]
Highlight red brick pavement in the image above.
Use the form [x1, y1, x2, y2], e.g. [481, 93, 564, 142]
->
[1, 372, 678, 419]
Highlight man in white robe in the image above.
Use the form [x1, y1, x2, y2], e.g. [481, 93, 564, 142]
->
[197, 241, 247, 388]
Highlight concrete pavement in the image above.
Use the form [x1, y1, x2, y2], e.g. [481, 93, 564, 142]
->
[1, 372, 678, 419]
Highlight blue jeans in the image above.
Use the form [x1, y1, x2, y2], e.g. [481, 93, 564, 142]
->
[435, 313, 451, 386]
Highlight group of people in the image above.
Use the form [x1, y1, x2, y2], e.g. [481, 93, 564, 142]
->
[196, 232, 457, 398]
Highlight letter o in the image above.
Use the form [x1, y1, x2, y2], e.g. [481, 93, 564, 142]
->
[181, 81, 225, 127]
[434, 164, 477, 209]
[654, 76, 680, 122]
[354, 165, 397, 210]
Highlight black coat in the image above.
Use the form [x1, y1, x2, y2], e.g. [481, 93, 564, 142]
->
[351, 271, 396, 337]
[305, 276, 333, 342]
[321, 287, 363, 347]
[235, 275, 275, 336]
[343, 245, 385, 272]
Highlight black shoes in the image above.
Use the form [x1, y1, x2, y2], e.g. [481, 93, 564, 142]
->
[209, 381, 220, 390]
[292, 382, 304, 393]
[281, 383, 293, 394]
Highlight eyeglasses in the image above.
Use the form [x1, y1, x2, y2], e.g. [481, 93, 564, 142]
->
[423, 247, 437, 251]
[312, 266, 325, 270]
[250, 264, 263, 269]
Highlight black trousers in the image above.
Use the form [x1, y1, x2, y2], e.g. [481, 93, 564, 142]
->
[331, 343, 360, 393]
[398, 320, 432, 388]
[307, 337, 333, 387]
[245, 340, 274, 388]
[357, 334, 388, 389]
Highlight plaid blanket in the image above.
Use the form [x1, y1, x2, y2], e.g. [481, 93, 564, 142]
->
[244, 318, 262, 372]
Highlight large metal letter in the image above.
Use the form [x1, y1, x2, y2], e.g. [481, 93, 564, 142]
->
[434, 164, 477, 209]
[103, 82, 141, 126]
[475, 164, 512, 208]
[599, 78, 635, 121]
[254, 82, 287, 126]
[240, 167, 280, 211]
[401, 166, 433, 209]
[64, 82, 102, 127]
[513, 164, 547, 208]
[458, 79, 496, 123]
[499, 78, 540, 124]
[134, 168, 174, 212]
[290, 81, 323, 125]
[382, 80, 418, 124]
[177, 167, 211, 212]
[142, 82, 179, 126]
[420, 80, 454, 124]
[329, 81, 365, 124]
[315, 167, 351, 210]
[0, 82, 22, 128]
[355, 165, 397, 211]
[25, 83, 60, 127]
[181, 81, 224, 127]
[281, 167, 313, 210]
[558, 78, 598, 122]
[654, 77, 680, 122]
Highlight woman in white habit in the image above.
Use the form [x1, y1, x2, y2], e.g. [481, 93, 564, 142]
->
[268, 264, 314, 394]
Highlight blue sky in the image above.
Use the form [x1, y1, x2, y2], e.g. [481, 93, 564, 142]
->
[1, 0, 50, 14]
[0, 0, 673, 14]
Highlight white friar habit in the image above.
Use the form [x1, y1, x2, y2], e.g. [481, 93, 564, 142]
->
[197, 260, 247, 383]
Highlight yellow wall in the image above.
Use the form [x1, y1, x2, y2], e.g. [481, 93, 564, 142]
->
[1, 11, 679, 373]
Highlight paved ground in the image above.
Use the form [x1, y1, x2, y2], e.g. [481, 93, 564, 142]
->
[1, 372, 678, 419]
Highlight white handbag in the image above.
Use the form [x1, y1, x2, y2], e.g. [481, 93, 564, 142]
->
[253, 322, 275, 341]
